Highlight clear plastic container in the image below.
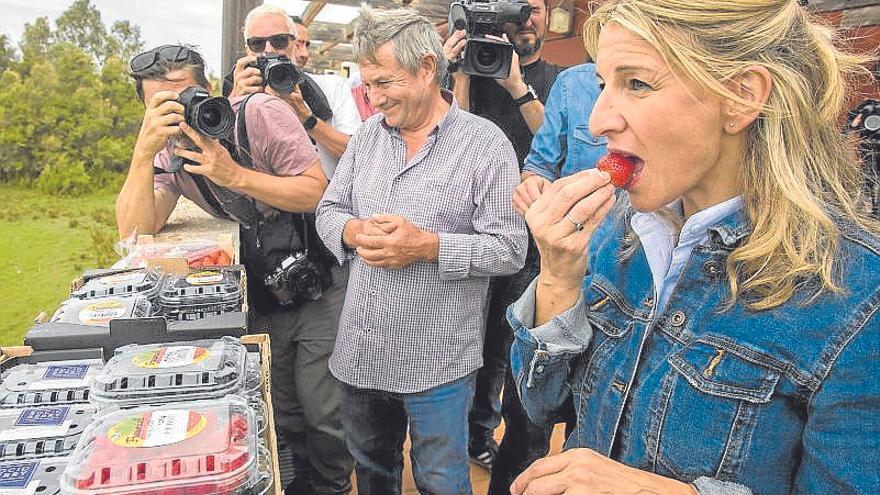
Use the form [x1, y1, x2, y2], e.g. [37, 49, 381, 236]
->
[71, 271, 163, 301]
[50, 296, 152, 327]
[0, 456, 69, 495]
[89, 337, 248, 406]
[157, 271, 242, 322]
[0, 405, 96, 461]
[59, 396, 261, 495]
[0, 360, 103, 408]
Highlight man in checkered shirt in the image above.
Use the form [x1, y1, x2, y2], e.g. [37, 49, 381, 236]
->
[315, 6, 527, 495]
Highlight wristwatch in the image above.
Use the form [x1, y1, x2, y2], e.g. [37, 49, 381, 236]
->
[302, 114, 318, 131]
[512, 84, 538, 107]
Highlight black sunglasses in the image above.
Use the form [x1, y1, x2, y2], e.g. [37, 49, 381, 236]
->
[246, 33, 295, 52]
[130, 45, 202, 74]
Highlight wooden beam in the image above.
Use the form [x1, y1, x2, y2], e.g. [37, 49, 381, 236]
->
[319, 41, 340, 55]
[840, 4, 880, 27]
[807, 0, 880, 13]
[302, 0, 329, 26]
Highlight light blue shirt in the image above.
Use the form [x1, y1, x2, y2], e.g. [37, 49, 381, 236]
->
[630, 196, 744, 314]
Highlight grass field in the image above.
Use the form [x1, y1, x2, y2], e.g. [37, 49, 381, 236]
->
[0, 185, 119, 346]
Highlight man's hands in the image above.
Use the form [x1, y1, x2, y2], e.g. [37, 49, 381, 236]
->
[172, 122, 244, 189]
[345, 215, 439, 269]
[444, 28, 468, 64]
[229, 56, 263, 97]
[492, 36, 528, 98]
[510, 449, 699, 495]
[269, 84, 312, 121]
[514, 173, 551, 215]
[133, 91, 184, 160]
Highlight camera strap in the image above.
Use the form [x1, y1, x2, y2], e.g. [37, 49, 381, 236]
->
[188, 94, 265, 228]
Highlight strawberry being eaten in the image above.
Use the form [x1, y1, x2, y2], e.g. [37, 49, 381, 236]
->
[597, 152, 638, 189]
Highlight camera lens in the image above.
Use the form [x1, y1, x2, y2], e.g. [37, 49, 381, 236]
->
[474, 45, 502, 74]
[266, 64, 298, 95]
[866, 115, 880, 133]
[193, 97, 234, 139]
[200, 106, 221, 128]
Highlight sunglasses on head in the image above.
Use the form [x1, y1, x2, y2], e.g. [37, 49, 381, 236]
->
[130, 45, 202, 74]
[246, 33, 295, 52]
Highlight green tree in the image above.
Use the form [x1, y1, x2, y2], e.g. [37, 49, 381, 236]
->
[54, 0, 107, 63]
[107, 21, 144, 63]
[0, 34, 16, 72]
[0, 0, 145, 193]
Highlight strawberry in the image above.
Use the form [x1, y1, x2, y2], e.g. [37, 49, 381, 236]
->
[597, 152, 637, 188]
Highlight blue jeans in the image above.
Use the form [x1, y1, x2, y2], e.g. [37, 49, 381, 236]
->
[340, 373, 476, 495]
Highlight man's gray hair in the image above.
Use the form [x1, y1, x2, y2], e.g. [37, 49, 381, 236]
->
[243, 4, 296, 40]
[353, 5, 448, 86]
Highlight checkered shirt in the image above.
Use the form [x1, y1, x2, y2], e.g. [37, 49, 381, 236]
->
[316, 93, 527, 393]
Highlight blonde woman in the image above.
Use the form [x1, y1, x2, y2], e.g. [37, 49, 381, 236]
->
[506, 0, 880, 494]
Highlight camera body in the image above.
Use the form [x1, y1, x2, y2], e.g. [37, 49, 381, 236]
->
[263, 252, 324, 307]
[178, 86, 235, 139]
[248, 53, 302, 95]
[448, 0, 532, 79]
[850, 99, 880, 142]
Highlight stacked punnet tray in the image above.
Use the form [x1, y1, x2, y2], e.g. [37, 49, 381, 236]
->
[0, 337, 278, 495]
[58, 397, 272, 495]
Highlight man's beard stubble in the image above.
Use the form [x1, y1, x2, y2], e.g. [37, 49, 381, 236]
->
[513, 34, 542, 58]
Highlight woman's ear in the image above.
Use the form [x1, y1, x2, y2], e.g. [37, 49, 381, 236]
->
[723, 65, 772, 134]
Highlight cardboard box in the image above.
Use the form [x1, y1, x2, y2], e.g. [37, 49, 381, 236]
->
[242, 334, 282, 495]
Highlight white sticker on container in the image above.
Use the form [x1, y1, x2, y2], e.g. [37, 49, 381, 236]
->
[131, 346, 209, 369]
[108, 410, 206, 448]
[78, 300, 128, 325]
[27, 364, 92, 390]
[0, 407, 73, 442]
[98, 272, 142, 285]
[186, 271, 224, 285]
[0, 460, 39, 494]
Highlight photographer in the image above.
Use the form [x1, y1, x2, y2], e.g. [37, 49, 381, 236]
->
[226, 5, 358, 178]
[114, 45, 353, 495]
[442, 0, 564, 490]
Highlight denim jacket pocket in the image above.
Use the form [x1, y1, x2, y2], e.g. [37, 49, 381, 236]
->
[584, 279, 637, 338]
[653, 338, 781, 481]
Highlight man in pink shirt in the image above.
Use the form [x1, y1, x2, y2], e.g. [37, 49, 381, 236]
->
[115, 45, 353, 495]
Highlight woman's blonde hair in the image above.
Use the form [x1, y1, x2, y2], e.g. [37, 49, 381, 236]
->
[583, 0, 878, 310]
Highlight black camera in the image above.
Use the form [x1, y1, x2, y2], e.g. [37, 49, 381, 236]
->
[178, 86, 235, 139]
[263, 252, 324, 306]
[448, 0, 532, 79]
[248, 53, 302, 95]
[848, 99, 880, 141]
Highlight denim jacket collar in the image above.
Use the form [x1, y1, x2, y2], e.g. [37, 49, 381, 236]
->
[706, 206, 751, 250]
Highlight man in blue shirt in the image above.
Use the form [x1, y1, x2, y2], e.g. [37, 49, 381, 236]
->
[513, 63, 607, 215]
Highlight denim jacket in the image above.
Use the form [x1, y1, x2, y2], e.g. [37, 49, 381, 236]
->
[523, 63, 607, 180]
[509, 206, 880, 494]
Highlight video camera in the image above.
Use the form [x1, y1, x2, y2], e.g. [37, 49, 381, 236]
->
[248, 53, 302, 95]
[448, 0, 532, 79]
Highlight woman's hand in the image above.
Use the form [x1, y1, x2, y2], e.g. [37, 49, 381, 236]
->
[525, 169, 615, 324]
[511, 448, 698, 495]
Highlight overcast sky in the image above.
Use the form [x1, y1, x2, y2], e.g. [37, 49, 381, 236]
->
[1, 0, 231, 76]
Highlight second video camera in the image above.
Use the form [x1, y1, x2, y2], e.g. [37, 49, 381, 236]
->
[448, 0, 532, 79]
[248, 53, 302, 95]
